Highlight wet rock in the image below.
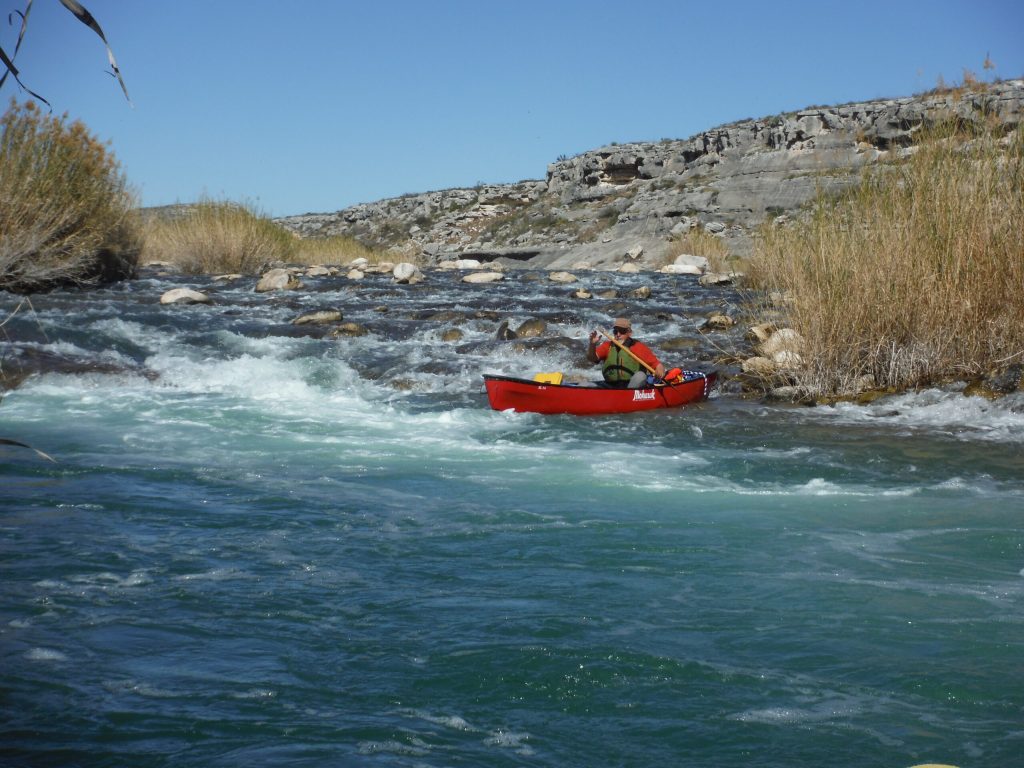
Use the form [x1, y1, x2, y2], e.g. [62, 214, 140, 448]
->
[630, 285, 652, 300]
[985, 363, 1023, 393]
[572, 288, 593, 299]
[766, 385, 813, 403]
[437, 258, 482, 270]
[441, 328, 464, 342]
[513, 318, 547, 338]
[256, 268, 302, 292]
[393, 262, 424, 284]
[699, 272, 734, 287]
[160, 288, 211, 305]
[305, 265, 335, 277]
[1, 348, 155, 391]
[703, 313, 735, 330]
[292, 309, 343, 325]
[347, 269, 365, 279]
[509, 336, 581, 355]
[330, 322, 369, 337]
[549, 271, 578, 283]
[659, 263, 702, 275]
[496, 320, 516, 340]
[389, 377, 417, 391]
[462, 271, 504, 283]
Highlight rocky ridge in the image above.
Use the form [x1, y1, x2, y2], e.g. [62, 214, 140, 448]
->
[276, 80, 1023, 271]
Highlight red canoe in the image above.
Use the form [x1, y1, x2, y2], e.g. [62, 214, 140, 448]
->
[483, 371, 717, 415]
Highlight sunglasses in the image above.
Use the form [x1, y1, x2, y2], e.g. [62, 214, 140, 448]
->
[612, 326, 631, 335]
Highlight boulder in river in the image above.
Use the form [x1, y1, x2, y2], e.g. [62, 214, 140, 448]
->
[292, 310, 343, 325]
[160, 288, 211, 305]
[393, 262, 424, 284]
[549, 271, 578, 283]
[329, 322, 369, 337]
[255, 268, 302, 292]
[462, 271, 504, 284]
[513, 318, 547, 338]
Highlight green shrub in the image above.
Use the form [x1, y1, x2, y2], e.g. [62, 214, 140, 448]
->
[0, 100, 140, 292]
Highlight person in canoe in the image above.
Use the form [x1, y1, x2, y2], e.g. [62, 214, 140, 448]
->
[586, 317, 666, 388]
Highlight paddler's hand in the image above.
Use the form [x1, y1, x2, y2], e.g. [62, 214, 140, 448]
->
[654, 363, 666, 379]
[586, 331, 600, 363]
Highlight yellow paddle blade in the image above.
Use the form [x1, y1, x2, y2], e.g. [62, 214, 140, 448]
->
[533, 372, 563, 385]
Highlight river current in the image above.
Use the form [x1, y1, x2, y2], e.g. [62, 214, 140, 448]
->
[2, 267, 1022, 767]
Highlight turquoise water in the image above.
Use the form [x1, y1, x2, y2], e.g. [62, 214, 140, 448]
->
[2, 272, 1023, 766]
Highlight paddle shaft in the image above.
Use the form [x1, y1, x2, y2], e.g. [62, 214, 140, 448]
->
[598, 328, 657, 375]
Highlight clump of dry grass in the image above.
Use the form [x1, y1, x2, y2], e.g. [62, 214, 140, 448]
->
[0, 100, 140, 292]
[141, 200, 297, 274]
[293, 233, 380, 266]
[141, 200, 381, 274]
[748, 117, 1023, 397]
[664, 226, 738, 272]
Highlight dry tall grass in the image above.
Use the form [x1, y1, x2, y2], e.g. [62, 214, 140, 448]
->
[665, 227, 736, 272]
[749, 118, 1023, 396]
[141, 200, 297, 274]
[0, 100, 140, 292]
[141, 200, 380, 274]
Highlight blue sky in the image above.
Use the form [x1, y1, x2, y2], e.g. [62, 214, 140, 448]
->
[4, 0, 1022, 217]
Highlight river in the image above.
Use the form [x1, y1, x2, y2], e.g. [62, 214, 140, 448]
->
[2, 266, 1022, 767]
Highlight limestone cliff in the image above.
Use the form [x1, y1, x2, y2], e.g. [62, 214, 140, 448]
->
[276, 80, 1023, 270]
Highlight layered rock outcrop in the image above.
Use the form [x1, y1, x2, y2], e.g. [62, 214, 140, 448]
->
[276, 80, 1023, 270]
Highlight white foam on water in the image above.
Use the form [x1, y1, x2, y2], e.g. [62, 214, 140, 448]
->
[69, 570, 152, 589]
[357, 739, 430, 757]
[793, 478, 916, 497]
[821, 388, 1024, 443]
[404, 709, 477, 732]
[673, 474, 918, 498]
[172, 568, 252, 583]
[26, 647, 68, 662]
[231, 688, 277, 700]
[484, 729, 535, 756]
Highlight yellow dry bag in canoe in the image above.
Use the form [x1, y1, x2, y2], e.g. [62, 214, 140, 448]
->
[533, 372, 564, 385]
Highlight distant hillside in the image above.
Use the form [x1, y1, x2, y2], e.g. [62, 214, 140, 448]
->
[276, 80, 1023, 271]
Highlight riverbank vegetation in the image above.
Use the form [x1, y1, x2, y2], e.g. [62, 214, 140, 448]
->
[0, 100, 140, 293]
[747, 117, 1023, 398]
[139, 200, 381, 274]
[666, 227, 738, 274]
